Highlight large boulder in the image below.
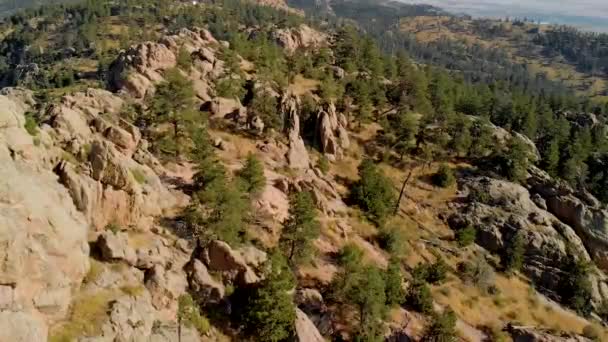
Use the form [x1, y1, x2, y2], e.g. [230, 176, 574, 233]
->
[186, 259, 225, 303]
[201, 240, 265, 286]
[96, 231, 137, 266]
[0, 311, 48, 342]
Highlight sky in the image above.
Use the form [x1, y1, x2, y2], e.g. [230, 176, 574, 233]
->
[402, 0, 608, 32]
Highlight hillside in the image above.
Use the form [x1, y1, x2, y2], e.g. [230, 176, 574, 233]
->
[2, 0, 608, 342]
[400, 16, 608, 101]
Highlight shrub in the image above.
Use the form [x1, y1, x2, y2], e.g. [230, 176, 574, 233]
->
[423, 309, 458, 342]
[377, 225, 407, 257]
[24, 112, 39, 136]
[432, 163, 455, 188]
[338, 243, 364, 268]
[407, 282, 434, 314]
[317, 155, 330, 174]
[503, 233, 526, 274]
[468, 186, 491, 204]
[459, 257, 496, 293]
[351, 158, 396, 226]
[456, 225, 476, 247]
[413, 259, 449, 285]
[178, 294, 210, 335]
[385, 258, 405, 306]
[131, 168, 147, 184]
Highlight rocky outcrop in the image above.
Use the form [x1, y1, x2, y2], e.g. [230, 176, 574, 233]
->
[97, 231, 137, 265]
[199, 240, 267, 286]
[450, 176, 602, 299]
[0, 91, 90, 335]
[109, 28, 223, 99]
[283, 94, 310, 170]
[317, 102, 349, 161]
[528, 167, 608, 272]
[272, 24, 328, 53]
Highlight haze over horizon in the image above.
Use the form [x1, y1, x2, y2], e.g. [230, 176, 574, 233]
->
[403, 0, 608, 32]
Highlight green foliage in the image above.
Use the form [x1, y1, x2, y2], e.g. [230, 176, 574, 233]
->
[413, 259, 449, 285]
[337, 264, 387, 340]
[377, 224, 407, 257]
[558, 258, 594, 316]
[250, 88, 279, 131]
[456, 225, 476, 247]
[178, 294, 210, 335]
[407, 281, 433, 314]
[238, 153, 266, 196]
[149, 68, 196, 158]
[499, 137, 530, 183]
[351, 159, 396, 226]
[385, 258, 405, 306]
[130, 169, 146, 185]
[423, 309, 458, 342]
[432, 164, 456, 188]
[338, 243, 365, 268]
[317, 155, 330, 174]
[458, 257, 496, 293]
[215, 76, 246, 101]
[503, 233, 526, 274]
[177, 46, 193, 70]
[243, 253, 296, 342]
[279, 191, 320, 264]
[24, 112, 39, 136]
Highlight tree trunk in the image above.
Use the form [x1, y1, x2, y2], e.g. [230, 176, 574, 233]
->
[173, 118, 180, 158]
[394, 168, 414, 215]
[178, 317, 182, 342]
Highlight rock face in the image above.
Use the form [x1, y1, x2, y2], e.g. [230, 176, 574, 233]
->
[295, 308, 325, 342]
[450, 176, 604, 299]
[528, 167, 608, 272]
[199, 240, 267, 286]
[317, 102, 349, 161]
[272, 24, 328, 53]
[109, 27, 223, 100]
[0, 91, 90, 336]
[283, 94, 310, 170]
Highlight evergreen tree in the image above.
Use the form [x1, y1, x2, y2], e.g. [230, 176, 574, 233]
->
[238, 153, 266, 196]
[150, 68, 196, 158]
[280, 191, 320, 264]
[385, 258, 405, 306]
[351, 159, 396, 226]
[243, 253, 296, 342]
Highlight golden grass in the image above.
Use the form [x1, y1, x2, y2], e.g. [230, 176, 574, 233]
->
[49, 290, 119, 342]
[433, 274, 608, 339]
[288, 74, 319, 96]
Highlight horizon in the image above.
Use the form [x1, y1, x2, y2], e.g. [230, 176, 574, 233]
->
[401, 0, 608, 32]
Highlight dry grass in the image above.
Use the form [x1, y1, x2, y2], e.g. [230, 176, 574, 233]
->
[288, 74, 319, 96]
[49, 290, 119, 342]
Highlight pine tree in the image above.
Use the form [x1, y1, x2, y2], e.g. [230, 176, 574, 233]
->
[244, 253, 296, 342]
[239, 153, 266, 196]
[280, 191, 320, 264]
[150, 68, 196, 158]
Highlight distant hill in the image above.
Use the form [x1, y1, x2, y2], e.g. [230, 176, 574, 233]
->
[0, 0, 79, 17]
